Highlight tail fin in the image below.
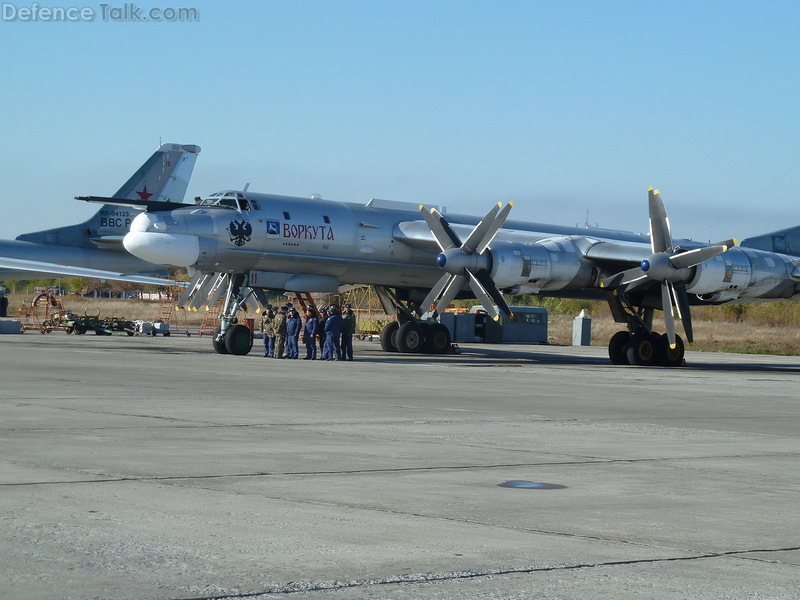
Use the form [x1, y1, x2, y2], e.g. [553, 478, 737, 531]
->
[16, 143, 201, 249]
[740, 225, 800, 257]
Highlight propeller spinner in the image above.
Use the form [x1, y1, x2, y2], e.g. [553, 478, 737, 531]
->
[419, 202, 514, 320]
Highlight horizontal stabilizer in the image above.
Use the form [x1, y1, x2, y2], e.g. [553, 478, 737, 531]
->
[77, 195, 193, 212]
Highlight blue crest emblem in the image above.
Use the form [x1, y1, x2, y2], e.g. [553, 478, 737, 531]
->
[266, 219, 280, 237]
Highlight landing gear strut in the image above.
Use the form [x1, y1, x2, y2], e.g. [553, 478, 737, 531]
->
[213, 274, 254, 355]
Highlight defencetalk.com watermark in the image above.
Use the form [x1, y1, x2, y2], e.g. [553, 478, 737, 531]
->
[2, 2, 199, 22]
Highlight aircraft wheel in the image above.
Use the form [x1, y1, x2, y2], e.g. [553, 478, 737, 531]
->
[626, 332, 659, 366]
[424, 323, 452, 354]
[380, 321, 399, 352]
[225, 324, 253, 355]
[396, 321, 423, 353]
[212, 326, 229, 354]
[608, 331, 630, 365]
[658, 333, 685, 367]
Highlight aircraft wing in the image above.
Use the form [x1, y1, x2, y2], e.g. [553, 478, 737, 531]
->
[394, 218, 658, 269]
[0, 256, 188, 287]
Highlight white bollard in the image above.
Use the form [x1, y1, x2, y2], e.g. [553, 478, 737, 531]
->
[572, 309, 592, 346]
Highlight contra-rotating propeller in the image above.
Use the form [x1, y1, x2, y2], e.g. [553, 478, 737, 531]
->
[602, 187, 736, 347]
[419, 202, 514, 320]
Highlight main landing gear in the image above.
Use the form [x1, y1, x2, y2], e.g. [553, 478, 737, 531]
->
[608, 329, 685, 367]
[374, 286, 452, 355]
[605, 294, 686, 367]
[379, 320, 452, 354]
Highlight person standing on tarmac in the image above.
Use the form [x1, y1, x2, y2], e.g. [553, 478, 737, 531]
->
[323, 305, 343, 361]
[260, 305, 276, 357]
[272, 305, 288, 359]
[317, 307, 329, 359]
[0, 290, 8, 318]
[341, 302, 356, 361]
[303, 308, 319, 360]
[286, 308, 302, 359]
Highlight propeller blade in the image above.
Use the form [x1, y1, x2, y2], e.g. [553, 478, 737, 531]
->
[461, 203, 501, 255]
[472, 269, 512, 318]
[466, 271, 500, 320]
[474, 201, 514, 255]
[714, 238, 738, 249]
[648, 187, 673, 254]
[602, 267, 648, 289]
[672, 280, 693, 344]
[430, 208, 463, 248]
[420, 206, 461, 250]
[420, 273, 451, 315]
[661, 281, 676, 348]
[669, 241, 733, 269]
[435, 273, 467, 315]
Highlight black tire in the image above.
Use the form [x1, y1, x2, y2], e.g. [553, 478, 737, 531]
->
[380, 321, 400, 352]
[225, 324, 253, 355]
[626, 332, 659, 366]
[396, 321, 423, 353]
[658, 333, 685, 367]
[212, 326, 229, 354]
[424, 323, 451, 354]
[608, 331, 630, 365]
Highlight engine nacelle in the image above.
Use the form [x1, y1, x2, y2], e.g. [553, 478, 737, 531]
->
[489, 237, 595, 294]
[686, 247, 798, 300]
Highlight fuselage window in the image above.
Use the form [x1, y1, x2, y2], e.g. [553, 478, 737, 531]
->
[283, 211, 291, 220]
[238, 199, 251, 211]
[323, 216, 331, 224]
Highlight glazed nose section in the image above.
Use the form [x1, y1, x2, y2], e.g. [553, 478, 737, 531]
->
[123, 230, 200, 267]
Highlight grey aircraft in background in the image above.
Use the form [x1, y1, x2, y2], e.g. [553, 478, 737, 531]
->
[0, 143, 200, 286]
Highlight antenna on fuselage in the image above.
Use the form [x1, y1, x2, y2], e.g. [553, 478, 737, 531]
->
[243, 183, 251, 192]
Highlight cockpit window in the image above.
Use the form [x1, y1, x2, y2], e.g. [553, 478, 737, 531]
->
[198, 193, 252, 210]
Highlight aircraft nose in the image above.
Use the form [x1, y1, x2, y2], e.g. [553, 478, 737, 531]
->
[123, 231, 200, 267]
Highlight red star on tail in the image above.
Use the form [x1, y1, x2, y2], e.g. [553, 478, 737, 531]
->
[136, 184, 154, 200]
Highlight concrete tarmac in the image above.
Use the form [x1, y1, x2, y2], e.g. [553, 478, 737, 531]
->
[1, 332, 798, 599]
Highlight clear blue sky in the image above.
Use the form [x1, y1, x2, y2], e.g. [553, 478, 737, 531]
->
[2, 0, 799, 244]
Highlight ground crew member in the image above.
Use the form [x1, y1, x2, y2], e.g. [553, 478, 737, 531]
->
[341, 302, 356, 361]
[286, 308, 302, 359]
[323, 305, 343, 361]
[0, 290, 8, 318]
[272, 305, 288, 358]
[260, 305, 275, 357]
[317, 307, 328, 359]
[303, 309, 319, 360]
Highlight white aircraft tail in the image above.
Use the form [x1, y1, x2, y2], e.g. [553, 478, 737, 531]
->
[16, 143, 201, 249]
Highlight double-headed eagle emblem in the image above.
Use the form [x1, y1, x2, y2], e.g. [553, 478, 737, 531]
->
[227, 219, 253, 247]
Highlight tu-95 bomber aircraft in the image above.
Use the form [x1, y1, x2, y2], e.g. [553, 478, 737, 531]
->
[80, 186, 800, 366]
